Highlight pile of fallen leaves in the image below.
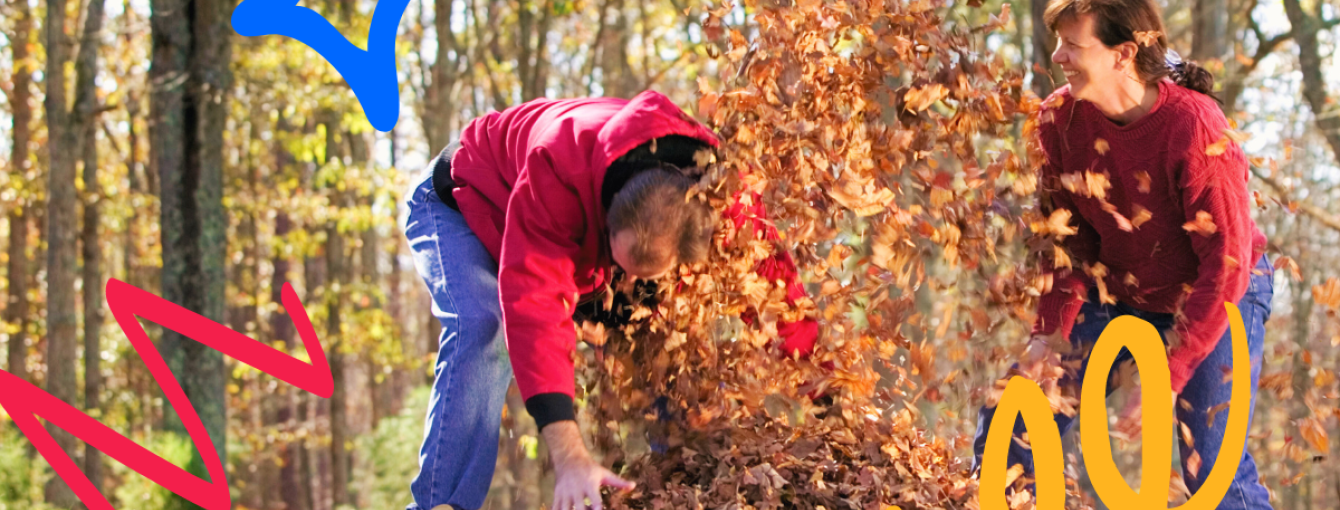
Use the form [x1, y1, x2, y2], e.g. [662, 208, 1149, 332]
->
[609, 407, 971, 509]
[571, 0, 1086, 507]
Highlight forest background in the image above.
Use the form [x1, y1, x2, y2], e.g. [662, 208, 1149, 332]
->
[1, 0, 1340, 507]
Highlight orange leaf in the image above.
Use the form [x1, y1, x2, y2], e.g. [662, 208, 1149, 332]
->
[1131, 205, 1152, 228]
[1207, 401, 1231, 427]
[904, 84, 948, 112]
[1300, 418, 1330, 453]
[1041, 94, 1065, 110]
[1085, 171, 1111, 200]
[699, 91, 720, 119]
[1135, 171, 1151, 193]
[1053, 245, 1072, 270]
[1110, 210, 1132, 231]
[1094, 138, 1109, 155]
[1043, 209, 1078, 236]
[1223, 128, 1251, 144]
[1124, 272, 1140, 287]
[1182, 211, 1217, 236]
[1186, 450, 1202, 480]
[1133, 30, 1160, 46]
[1275, 256, 1303, 282]
[1205, 136, 1230, 157]
[1004, 463, 1026, 487]
[1059, 173, 1082, 194]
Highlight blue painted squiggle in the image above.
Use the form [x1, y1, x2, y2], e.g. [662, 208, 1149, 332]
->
[231, 0, 410, 131]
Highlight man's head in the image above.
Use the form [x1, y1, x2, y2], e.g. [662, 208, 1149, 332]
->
[607, 167, 714, 279]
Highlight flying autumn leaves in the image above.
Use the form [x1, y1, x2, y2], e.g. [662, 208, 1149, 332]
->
[577, 0, 1278, 507]
[587, 0, 1044, 507]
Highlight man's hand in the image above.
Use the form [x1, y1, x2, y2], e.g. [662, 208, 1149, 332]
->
[542, 420, 635, 510]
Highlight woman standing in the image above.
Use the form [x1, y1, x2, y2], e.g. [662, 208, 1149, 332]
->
[972, 0, 1273, 507]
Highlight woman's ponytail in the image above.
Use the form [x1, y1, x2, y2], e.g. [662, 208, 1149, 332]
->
[1167, 51, 1219, 102]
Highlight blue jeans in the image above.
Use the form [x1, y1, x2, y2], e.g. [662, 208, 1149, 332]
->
[972, 255, 1274, 509]
[402, 169, 512, 510]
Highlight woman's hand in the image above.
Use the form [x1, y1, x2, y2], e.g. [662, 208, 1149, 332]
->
[542, 421, 635, 510]
[1114, 388, 1178, 439]
[1021, 334, 1057, 378]
[1114, 389, 1144, 439]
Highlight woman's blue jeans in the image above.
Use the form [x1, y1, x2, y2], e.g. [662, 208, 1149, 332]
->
[401, 169, 512, 510]
[972, 255, 1275, 509]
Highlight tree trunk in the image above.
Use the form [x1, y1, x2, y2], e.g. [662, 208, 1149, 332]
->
[528, 0, 552, 100]
[271, 209, 299, 508]
[516, 0, 552, 101]
[1190, 0, 1229, 61]
[1029, 0, 1059, 98]
[123, 94, 143, 287]
[324, 119, 352, 508]
[307, 391, 325, 510]
[327, 224, 350, 507]
[44, 0, 82, 501]
[582, 0, 612, 95]
[298, 132, 327, 508]
[6, 212, 29, 385]
[517, 0, 533, 99]
[296, 236, 326, 510]
[1286, 243, 1314, 509]
[80, 107, 107, 500]
[233, 114, 264, 509]
[386, 211, 412, 421]
[150, 0, 232, 501]
[1282, 0, 1340, 166]
[361, 200, 394, 427]
[599, 0, 636, 98]
[74, 0, 109, 493]
[7, 0, 34, 390]
[425, 0, 461, 150]
[272, 113, 307, 510]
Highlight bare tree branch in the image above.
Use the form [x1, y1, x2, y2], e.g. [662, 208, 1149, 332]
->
[1251, 166, 1340, 233]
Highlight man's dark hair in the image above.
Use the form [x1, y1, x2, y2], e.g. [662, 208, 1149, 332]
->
[607, 166, 714, 271]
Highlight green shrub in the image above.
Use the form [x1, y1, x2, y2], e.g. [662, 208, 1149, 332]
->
[351, 385, 429, 510]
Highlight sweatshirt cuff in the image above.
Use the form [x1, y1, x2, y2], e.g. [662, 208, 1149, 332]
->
[1169, 356, 1193, 394]
[1032, 284, 1086, 340]
[525, 392, 576, 431]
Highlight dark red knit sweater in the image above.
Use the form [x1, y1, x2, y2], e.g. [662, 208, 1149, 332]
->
[1033, 80, 1267, 393]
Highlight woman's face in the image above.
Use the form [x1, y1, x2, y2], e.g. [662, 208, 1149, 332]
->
[1051, 13, 1129, 102]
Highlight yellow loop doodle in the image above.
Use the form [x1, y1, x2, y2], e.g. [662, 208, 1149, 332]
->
[980, 303, 1253, 509]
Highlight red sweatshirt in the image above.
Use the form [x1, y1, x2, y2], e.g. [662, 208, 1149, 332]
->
[449, 91, 817, 427]
[1033, 80, 1267, 394]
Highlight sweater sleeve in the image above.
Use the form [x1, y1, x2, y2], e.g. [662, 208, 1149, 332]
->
[1168, 124, 1255, 394]
[1031, 121, 1099, 341]
[498, 146, 586, 430]
[727, 189, 819, 357]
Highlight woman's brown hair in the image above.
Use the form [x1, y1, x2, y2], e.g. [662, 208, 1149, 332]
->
[1043, 0, 1217, 100]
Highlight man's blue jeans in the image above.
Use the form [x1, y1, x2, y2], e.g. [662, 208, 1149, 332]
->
[401, 168, 511, 510]
[972, 255, 1274, 509]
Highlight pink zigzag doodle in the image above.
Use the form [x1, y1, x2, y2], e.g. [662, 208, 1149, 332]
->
[0, 278, 332, 510]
